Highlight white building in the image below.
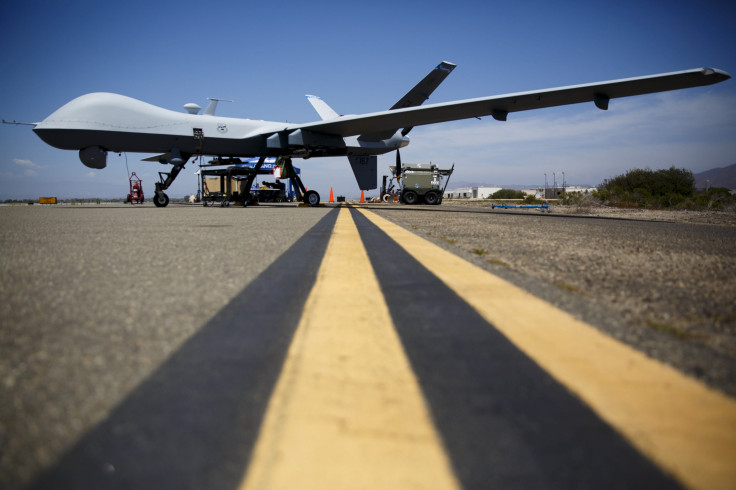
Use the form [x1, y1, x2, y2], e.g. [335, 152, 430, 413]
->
[444, 186, 502, 199]
[531, 186, 599, 199]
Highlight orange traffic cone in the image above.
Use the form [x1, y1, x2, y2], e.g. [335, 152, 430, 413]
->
[329, 187, 334, 202]
[360, 190, 365, 203]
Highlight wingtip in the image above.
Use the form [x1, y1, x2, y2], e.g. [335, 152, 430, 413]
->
[702, 67, 731, 80]
[437, 61, 456, 72]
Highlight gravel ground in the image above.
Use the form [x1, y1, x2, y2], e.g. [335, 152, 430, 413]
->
[368, 201, 736, 397]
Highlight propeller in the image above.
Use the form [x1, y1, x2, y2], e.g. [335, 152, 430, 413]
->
[396, 149, 402, 182]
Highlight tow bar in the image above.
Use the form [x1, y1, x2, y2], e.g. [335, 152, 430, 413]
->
[491, 201, 551, 212]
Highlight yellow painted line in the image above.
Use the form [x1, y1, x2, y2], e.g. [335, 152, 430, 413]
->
[239, 208, 460, 490]
[357, 207, 736, 490]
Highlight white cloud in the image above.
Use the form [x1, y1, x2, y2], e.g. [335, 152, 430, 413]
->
[24, 169, 38, 177]
[13, 158, 41, 168]
[86, 172, 96, 178]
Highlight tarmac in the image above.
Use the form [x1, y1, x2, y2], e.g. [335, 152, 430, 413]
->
[1, 202, 735, 489]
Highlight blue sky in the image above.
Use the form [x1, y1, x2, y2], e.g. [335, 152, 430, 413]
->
[1, 0, 734, 200]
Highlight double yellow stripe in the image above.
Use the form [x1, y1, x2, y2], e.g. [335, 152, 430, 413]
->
[240, 208, 460, 489]
[357, 208, 736, 490]
[241, 206, 736, 490]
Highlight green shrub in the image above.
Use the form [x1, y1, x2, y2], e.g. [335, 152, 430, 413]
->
[598, 167, 696, 208]
[690, 187, 735, 210]
[491, 189, 525, 199]
[561, 191, 587, 205]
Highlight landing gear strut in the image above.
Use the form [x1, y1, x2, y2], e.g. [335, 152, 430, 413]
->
[153, 163, 185, 207]
[277, 157, 320, 207]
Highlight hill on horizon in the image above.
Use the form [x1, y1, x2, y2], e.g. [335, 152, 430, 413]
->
[693, 163, 736, 190]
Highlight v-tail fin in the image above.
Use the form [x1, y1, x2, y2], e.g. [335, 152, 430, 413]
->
[306, 94, 340, 120]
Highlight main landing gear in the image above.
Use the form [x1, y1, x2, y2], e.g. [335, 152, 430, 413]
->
[304, 190, 320, 206]
[276, 157, 320, 207]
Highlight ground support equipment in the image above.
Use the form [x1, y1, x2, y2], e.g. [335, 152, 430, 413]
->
[201, 162, 264, 207]
[127, 172, 144, 204]
[491, 201, 551, 212]
[393, 163, 454, 205]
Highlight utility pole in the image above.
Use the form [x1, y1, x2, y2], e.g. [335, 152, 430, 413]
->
[562, 171, 566, 194]
[544, 173, 548, 199]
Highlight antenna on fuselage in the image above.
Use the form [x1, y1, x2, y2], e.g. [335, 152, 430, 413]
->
[183, 103, 202, 114]
[204, 98, 234, 116]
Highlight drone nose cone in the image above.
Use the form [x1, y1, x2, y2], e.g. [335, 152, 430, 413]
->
[400, 136, 410, 148]
[32, 124, 62, 148]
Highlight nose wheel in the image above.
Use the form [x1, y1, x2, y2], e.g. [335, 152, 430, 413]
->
[153, 192, 170, 207]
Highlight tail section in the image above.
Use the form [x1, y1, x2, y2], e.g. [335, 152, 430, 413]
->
[348, 155, 378, 191]
[306, 94, 340, 120]
[306, 62, 455, 191]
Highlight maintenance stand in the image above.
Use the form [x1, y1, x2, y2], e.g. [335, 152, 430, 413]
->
[200, 156, 316, 207]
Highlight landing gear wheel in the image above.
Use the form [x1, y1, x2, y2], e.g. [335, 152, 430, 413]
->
[153, 192, 169, 207]
[304, 190, 320, 207]
[402, 190, 418, 205]
[424, 191, 439, 205]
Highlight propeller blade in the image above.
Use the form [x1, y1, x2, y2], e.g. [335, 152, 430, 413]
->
[396, 149, 402, 181]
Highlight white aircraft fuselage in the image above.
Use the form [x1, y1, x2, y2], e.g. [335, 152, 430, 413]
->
[33, 92, 407, 161]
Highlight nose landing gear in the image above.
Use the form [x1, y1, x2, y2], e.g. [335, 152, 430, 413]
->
[153, 162, 186, 208]
[153, 192, 170, 207]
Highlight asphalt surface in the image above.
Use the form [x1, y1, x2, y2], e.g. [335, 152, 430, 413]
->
[1, 202, 734, 489]
[0, 204, 333, 489]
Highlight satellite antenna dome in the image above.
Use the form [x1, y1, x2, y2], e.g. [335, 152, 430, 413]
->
[183, 103, 202, 114]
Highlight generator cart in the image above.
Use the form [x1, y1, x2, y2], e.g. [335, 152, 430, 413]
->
[392, 163, 454, 205]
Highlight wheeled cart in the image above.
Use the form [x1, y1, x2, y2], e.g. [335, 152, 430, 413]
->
[127, 172, 144, 204]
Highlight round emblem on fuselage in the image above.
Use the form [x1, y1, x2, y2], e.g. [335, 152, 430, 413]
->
[217, 124, 228, 134]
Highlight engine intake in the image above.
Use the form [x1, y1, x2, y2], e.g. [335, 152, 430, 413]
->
[79, 146, 107, 169]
